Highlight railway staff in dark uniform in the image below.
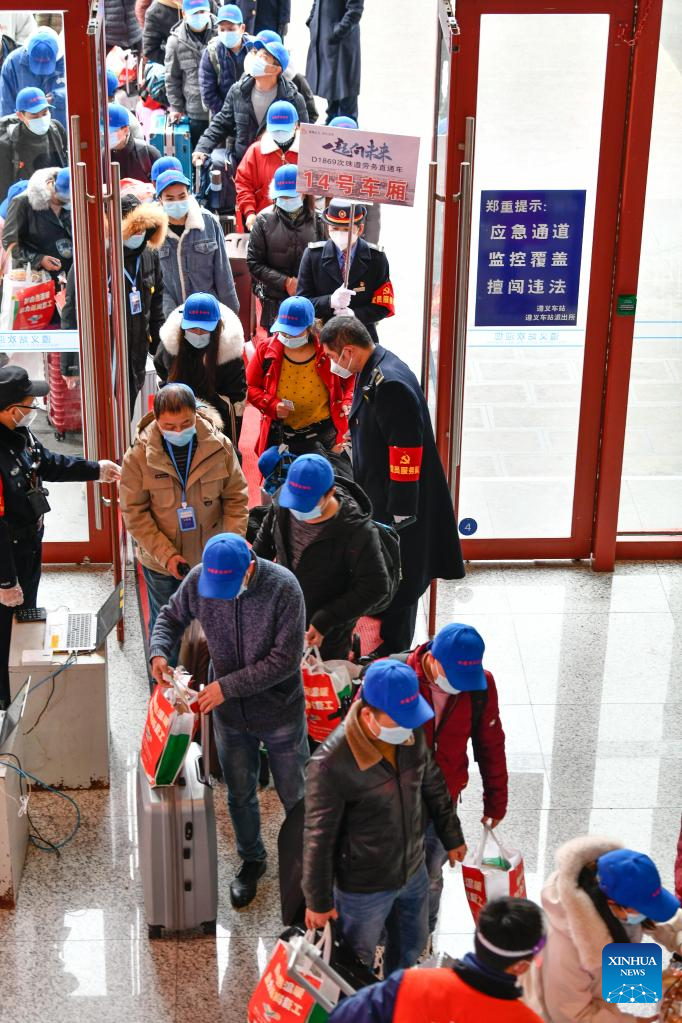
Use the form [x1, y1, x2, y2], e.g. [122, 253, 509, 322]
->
[319, 316, 465, 654]
[296, 199, 393, 344]
[0, 367, 121, 708]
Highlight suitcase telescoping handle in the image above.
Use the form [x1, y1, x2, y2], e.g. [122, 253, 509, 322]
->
[198, 686, 211, 787]
[287, 935, 356, 1012]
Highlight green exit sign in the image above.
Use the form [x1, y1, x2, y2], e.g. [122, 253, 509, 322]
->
[617, 294, 637, 316]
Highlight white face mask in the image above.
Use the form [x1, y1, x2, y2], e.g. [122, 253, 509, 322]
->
[249, 55, 270, 77]
[185, 329, 211, 349]
[14, 406, 38, 430]
[270, 127, 295, 145]
[329, 353, 353, 378]
[279, 331, 308, 349]
[25, 113, 51, 136]
[434, 672, 461, 695]
[369, 714, 412, 746]
[329, 228, 359, 250]
[290, 503, 323, 522]
[124, 232, 146, 250]
[186, 10, 210, 30]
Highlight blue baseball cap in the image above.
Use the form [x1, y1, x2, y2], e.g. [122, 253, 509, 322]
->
[108, 103, 130, 131]
[151, 155, 182, 184]
[15, 86, 51, 114]
[106, 69, 119, 98]
[362, 660, 434, 729]
[0, 179, 28, 219]
[27, 28, 59, 76]
[271, 164, 299, 198]
[181, 293, 221, 332]
[54, 167, 70, 198]
[245, 29, 282, 48]
[198, 533, 252, 600]
[431, 623, 487, 692]
[270, 296, 314, 336]
[156, 168, 191, 196]
[279, 454, 334, 512]
[216, 4, 244, 23]
[267, 100, 297, 132]
[597, 849, 680, 922]
[253, 37, 289, 72]
[328, 116, 358, 129]
[183, 0, 210, 10]
[258, 445, 284, 480]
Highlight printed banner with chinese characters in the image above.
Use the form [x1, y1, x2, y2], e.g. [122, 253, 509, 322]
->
[0, 329, 79, 351]
[475, 190, 586, 327]
[296, 123, 421, 207]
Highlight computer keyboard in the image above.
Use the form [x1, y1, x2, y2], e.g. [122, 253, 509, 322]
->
[66, 614, 93, 650]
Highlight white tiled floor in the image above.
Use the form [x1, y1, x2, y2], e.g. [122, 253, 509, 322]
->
[1, 560, 680, 1021]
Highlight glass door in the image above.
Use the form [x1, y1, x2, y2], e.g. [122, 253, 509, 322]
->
[433, 0, 635, 559]
[0, 4, 118, 567]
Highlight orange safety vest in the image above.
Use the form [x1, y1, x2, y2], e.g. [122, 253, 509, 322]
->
[393, 969, 543, 1023]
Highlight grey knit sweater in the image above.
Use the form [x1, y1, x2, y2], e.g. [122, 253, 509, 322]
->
[149, 557, 306, 732]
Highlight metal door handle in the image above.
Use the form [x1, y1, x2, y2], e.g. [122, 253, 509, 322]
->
[450, 116, 475, 494]
[420, 160, 438, 392]
[108, 162, 132, 452]
[70, 115, 103, 531]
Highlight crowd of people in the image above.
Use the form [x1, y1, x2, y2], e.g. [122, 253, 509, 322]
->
[0, 4, 681, 1022]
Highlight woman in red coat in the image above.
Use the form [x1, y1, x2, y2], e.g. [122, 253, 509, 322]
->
[246, 296, 352, 460]
[236, 100, 301, 229]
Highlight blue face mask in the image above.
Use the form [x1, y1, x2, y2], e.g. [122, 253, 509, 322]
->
[623, 911, 647, 925]
[291, 503, 323, 522]
[186, 10, 210, 30]
[271, 127, 295, 145]
[163, 199, 190, 220]
[219, 28, 241, 48]
[250, 55, 269, 77]
[124, 232, 146, 249]
[276, 195, 303, 214]
[162, 425, 196, 447]
[26, 113, 51, 136]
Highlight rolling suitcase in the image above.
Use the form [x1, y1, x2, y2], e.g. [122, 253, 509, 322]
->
[136, 730, 218, 939]
[150, 110, 192, 183]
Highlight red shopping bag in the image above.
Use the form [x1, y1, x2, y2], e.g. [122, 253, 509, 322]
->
[461, 825, 527, 923]
[248, 927, 338, 1023]
[301, 648, 354, 743]
[12, 279, 55, 329]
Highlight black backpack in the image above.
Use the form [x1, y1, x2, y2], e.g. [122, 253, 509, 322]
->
[368, 519, 401, 614]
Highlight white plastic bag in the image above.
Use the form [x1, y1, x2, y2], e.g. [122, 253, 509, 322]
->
[461, 824, 527, 922]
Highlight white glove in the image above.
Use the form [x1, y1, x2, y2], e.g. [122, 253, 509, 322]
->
[99, 459, 121, 483]
[330, 286, 355, 312]
[393, 515, 410, 523]
[0, 584, 24, 607]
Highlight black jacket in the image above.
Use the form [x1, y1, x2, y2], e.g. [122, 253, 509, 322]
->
[142, 0, 181, 63]
[0, 116, 67, 205]
[195, 73, 309, 166]
[302, 710, 464, 911]
[349, 345, 464, 602]
[252, 475, 391, 636]
[104, 0, 143, 49]
[0, 424, 99, 587]
[2, 167, 72, 281]
[111, 135, 161, 184]
[246, 203, 325, 332]
[255, 0, 290, 33]
[296, 238, 392, 344]
[305, 0, 363, 102]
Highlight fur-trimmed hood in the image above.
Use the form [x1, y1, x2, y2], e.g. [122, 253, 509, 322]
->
[26, 167, 61, 211]
[158, 302, 245, 364]
[549, 834, 622, 969]
[122, 202, 168, 249]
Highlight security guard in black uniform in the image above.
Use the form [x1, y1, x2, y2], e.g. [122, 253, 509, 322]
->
[0, 366, 121, 708]
[296, 199, 394, 344]
[319, 316, 465, 655]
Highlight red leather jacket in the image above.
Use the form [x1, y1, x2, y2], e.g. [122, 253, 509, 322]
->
[246, 333, 353, 455]
[407, 643, 508, 820]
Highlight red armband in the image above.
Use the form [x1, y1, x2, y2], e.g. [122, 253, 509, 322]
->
[389, 446, 422, 481]
[371, 280, 395, 316]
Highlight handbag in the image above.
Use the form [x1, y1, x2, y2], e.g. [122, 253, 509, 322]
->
[248, 924, 341, 1023]
[461, 824, 527, 923]
[301, 647, 359, 743]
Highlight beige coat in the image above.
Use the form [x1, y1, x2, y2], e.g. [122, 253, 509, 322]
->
[120, 407, 248, 576]
[523, 835, 682, 1023]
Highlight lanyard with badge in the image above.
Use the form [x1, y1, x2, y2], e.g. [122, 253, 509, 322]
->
[166, 438, 197, 531]
[107, 256, 142, 316]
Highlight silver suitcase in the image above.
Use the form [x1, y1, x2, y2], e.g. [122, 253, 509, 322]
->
[136, 729, 218, 939]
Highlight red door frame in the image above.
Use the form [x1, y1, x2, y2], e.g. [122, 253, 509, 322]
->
[7, 2, 118, 567]
[432, 0, 663, 566]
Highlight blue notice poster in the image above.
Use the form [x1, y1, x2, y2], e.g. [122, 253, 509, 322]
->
[474, 190, 586, 327]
